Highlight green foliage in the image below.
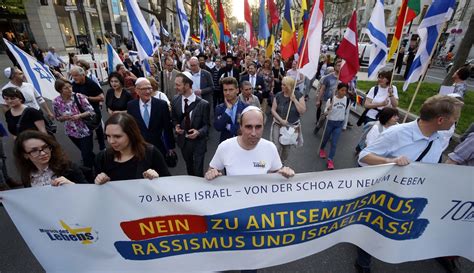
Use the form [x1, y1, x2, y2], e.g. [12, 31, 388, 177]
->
[357, 81, 474, 134]
[0, 0, 25, 15]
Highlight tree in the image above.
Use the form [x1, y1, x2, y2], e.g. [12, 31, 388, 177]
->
[442, 13, 474, 85]
[0, 0, 25, 15]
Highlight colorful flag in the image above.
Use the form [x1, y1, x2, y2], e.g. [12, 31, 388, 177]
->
[266, 35, 275, 58]
[204, 0, 220, 46]
[124, 0, 154, 63]
[298, 0, 323, 79]
[218, 0, 231, 53]
[149, 17, 161, 53]
[198, 1, 205, 51]
[387, 0, 421, 61]
[244, 0, 256, 47]
[336, 11, 360, 84]
[191, 34, 200, 44]
[367, 0, 388, 79]
[176, 0, 190, 46]
[267, 0, 279, 27]
[403, 0, 455, 91]
[106, 42, 124, 73]
[258, 0, 270, 44]
[3, 39, 58, 100]
[297, 0, 310, 54]
[281, 0, 298, 60]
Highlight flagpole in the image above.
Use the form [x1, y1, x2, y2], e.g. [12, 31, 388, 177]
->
[402, 22, 447, 123]
[389, 6, 409, 85]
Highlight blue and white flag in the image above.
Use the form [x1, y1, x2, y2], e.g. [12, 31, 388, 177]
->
[150, 17, 161, 53]
[106, 43, 124, 73]
[199, 2, 205, 51]
[403, 0, 455, 91]
[176, 0, 190, 46]
[124, 0, 154, 63]
[3, 39, 57, 100]
[160, 21, 170, 37]
[367, 0, 388, 79]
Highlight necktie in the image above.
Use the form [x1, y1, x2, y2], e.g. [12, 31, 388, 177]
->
[184, 98, 191, 131]
[143, 103, 150, 128]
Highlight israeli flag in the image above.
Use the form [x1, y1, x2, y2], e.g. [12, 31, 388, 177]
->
[199, 2, 205, 51]
[124, 0, 154, 63]
[106, 43, 124, 73]
[367, 0, 388, 79]
[403, 0, 455, 91]
[176, 0, 190, 46]
[3, 38, 57, 100]
[150, 17, 161, 53]
[160, 21, 170, 37]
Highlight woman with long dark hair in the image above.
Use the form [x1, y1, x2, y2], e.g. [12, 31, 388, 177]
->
[105, 72, 133, 115]
[13, 130, 87, 187]
[94, 113, 170, 184]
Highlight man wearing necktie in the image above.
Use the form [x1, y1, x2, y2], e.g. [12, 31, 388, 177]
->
[240, 62, 266, 104]
[127, 78, 175, 157]
[158, 57, 179, 101]
[171, 72, 210, 177]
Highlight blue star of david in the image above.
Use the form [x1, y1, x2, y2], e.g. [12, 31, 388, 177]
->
[33, 64, 54, 83]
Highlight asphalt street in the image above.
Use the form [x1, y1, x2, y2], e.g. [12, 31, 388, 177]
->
[0, 83, 473, 272]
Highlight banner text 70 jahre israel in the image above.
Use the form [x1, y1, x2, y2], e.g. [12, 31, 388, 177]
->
[1, 163, 473, 273]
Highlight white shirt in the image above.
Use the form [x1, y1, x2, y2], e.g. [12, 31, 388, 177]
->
[1, 81, 44, 110]
[249, 74, 257, 88]
[359, 120, 442, 166]
[365, 121, 386, 147]
[139, 99, 152, 121]
[191, 70, 201, 91]
[181, 92, 196, 118]
[366, 85, 399, 119]
[210, 137, 283, 176]
[325, 96, 347, 121]
[153, 91, 170, 105]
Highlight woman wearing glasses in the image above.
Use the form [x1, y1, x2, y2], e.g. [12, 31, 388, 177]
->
[13, 130, 87, 187]
[363, 70, 399, 124]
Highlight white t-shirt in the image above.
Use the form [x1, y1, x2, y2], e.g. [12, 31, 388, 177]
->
[365, 121, 386, 147]
[325, 96, 348, 121]
[1, 82, 44, 110]
[366, 85, 399, 119]
[210, 137, 283, 176]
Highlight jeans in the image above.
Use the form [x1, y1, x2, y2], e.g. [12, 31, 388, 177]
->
[321, 120, 344, 160]
[69, 135, 95, 169]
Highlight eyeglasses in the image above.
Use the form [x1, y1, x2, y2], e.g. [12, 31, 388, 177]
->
[26, 145, 51, 157]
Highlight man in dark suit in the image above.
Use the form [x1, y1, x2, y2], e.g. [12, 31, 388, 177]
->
[218, 54, 240, 83]
[240, 62, 266, 104]
[188, 57, 214, 108]
[127, 78, 175, 156]
[171, 72, 210, 177]
[214, 77, 248, 143]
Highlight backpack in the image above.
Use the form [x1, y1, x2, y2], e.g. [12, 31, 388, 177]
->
[356, 86, 379, 126]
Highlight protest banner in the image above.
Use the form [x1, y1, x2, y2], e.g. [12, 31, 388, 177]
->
[1, 163, 473, 272]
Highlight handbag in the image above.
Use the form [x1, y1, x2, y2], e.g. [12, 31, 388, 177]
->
[73, 94, 101, 131]
[278, 95, 299, 146]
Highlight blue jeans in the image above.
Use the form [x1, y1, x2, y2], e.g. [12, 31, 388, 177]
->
[321, 120, 344, 160]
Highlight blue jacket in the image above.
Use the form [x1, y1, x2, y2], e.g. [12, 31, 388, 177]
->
[214, 100, 248, 143]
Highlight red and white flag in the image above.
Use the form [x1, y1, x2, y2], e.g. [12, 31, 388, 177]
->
[244, 0, 257, 47]
[298, 0, 324, 79]
[336, 10, 360, 84]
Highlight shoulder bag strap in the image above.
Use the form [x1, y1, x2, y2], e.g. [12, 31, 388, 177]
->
[415, 140, 433, 162]
[16, 107, 30, 132]
[73, 93, 86, 114]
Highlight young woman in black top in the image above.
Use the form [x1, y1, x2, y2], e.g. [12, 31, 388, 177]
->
[13, 130, 87, 187]
[94, 113, 170, 184]
[105, 72, 133, 115]
[3, 87, 47, 138]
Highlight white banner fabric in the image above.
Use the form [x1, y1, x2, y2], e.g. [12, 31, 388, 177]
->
[2, 163, 473, 272]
